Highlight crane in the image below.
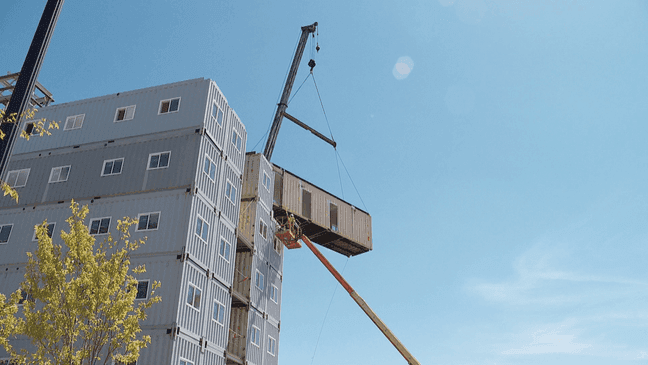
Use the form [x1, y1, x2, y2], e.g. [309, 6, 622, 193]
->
[267, 23, 421, 365]
[276, 215, 421, 365]
[263, 22, 336, 161]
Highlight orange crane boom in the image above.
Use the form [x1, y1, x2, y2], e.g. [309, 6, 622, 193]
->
[276, 219, 421, 365]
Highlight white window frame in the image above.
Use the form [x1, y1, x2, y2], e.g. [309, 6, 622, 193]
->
[179, 357, 194, 365]
[101, 158, 124, 177]
[135, 280, 149, 300]
[5, 168, 30, 188]
[259, 219, 268, 240]
[212, 299, 225, 325]
[225, 180, 237, 204]
[147, 151, 171, 170]
[195, 215, 209, 243]
[114, 105, 136, 122]
[64, 114, 85, 130]
[136, 212, 160, 231]
[267, 336, 277, 356]
[49, 165, 71, 183]
[231, 129, 242, 151]
[203, 155, 216, 181]
[211, 103, 224, 126]
[270, 284, 279, 304]
[251, 326, 261, 347]
[89, 217, 111, 235]
[219, 237, 231, 262]
[0, 224, 13, 244]
[32, 222, 55, 241]
[255, 270, 265, 291]
[262, 171, 271, 191]
[186, 282, 202, 311]
[158, 97, 181, 115]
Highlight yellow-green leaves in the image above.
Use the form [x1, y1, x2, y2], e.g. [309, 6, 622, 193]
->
[0, 107, 59, 203]
[0, 200, 161, 365]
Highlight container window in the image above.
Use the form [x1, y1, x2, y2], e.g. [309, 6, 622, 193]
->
[102, 158, 124, 176]
[219, 237, 231, 261]
[270, 284, 279, 303]
[33, 222, 55, 241]
[64, 114, 85, 130]
[159, 97, 180, 114]
[89, 217, 111, 235]
[255, 270, 265, 291]
[302, 189, 311, 219]
[137, 212, 160, 231]
[134, 280, 149, 300]
[114, 105, 136, 122]
[6, 168, 30, 188]
[268, 336, 276, 356]
[49, 165, 71, 183]
[329, 202, 338, 232]
[251, 326, 261, 347]
[148, 151, 170, 169]
[186, 282, 202, 310]
[212, 103, 224, 126]
[213, 300, 225, 324]
[0, 224, 13, 243]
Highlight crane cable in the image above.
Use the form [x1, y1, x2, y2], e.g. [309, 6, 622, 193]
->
[311, 73, 368, 211]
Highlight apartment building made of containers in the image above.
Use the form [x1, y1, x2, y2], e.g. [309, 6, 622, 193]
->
[0, 78, 284, 365]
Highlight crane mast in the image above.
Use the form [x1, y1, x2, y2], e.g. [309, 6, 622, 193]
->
[263, 22, 318, 161]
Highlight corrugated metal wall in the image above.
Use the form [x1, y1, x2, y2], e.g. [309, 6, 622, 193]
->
[202, 278, 231, 350]
[218, 160, 242, 228]
[171, 333, 202, 365]
[231, 250, 252, 301]
[195, 135, 224, 208]
[241, 153, 274, 212]
[250, 253, 268, 313]
[212, 218, 236, 287]
[186, 195, 218, 271]
[205, 81, 230, 151]
[223, 110, 247, 176]
[246, 308, 265, 365]
[227, 306, 249, 360]
[2, 128, 200, 208]
[14, 78, 211, 154]
[177, 260, 209, 341]
[274, 167, 373, 251]
[266, 266, 282, 324]
[264, 322, 281, 365]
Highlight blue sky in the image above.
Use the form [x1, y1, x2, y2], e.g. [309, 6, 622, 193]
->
[3, 0, 648, 364]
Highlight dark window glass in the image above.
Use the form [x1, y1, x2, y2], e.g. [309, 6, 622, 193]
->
[136, 281, 148, 299]
[169, 98, 180, 112]
[0, 225, 11, 243]
[159, 153, 169, 167]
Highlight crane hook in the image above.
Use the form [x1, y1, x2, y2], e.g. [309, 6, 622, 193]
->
[308, 59, 316, 72]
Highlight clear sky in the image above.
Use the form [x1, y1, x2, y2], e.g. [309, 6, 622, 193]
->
[3, 0, 648, 364]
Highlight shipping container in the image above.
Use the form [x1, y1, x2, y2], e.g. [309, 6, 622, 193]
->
[186, 195, 219, 271]
[266, 266, 282, 324]
[245, 308, 266, 365]
[231, 249, 252, 303]
[14, 78, 213, 155]
[1, 128, 201, 209]
[195, 134, 224, 208]
[223, 109, 247, 177]
[241, 153, 274, 212]
[226, 306, 249, 363]
[176, 260, 210, 340]
[205, 81, 231, 151]
[211, 218, 236, 287]
[171, 333, 202, 365]
[217, 159, 242, 229]
[264, 321, 281, 365]
[272, 165, 372, 256]
[202, 278, 231, 350]
[249, 254, 268, 313]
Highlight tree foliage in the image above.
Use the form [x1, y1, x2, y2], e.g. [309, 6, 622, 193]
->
[0, 108, 59, 203]
[0, 200, 161, 365]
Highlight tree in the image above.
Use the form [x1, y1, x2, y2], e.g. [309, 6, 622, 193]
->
[0, 200, 161, 365]
[0, 107, 58, 202]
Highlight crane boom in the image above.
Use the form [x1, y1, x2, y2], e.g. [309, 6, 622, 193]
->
[263, 22, 318, 161]
[275, 221, 421, 365]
